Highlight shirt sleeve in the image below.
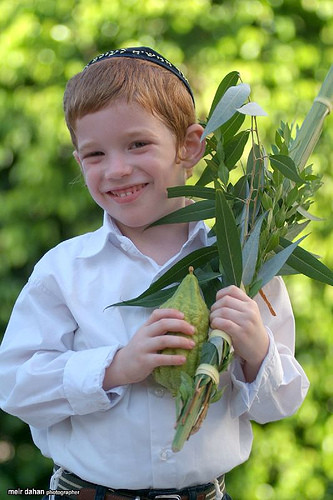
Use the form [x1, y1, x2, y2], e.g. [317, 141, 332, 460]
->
[228, 276, 310, 422]
[0, 275, 127, 429]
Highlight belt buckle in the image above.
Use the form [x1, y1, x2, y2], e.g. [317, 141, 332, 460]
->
[154, 495, 181, 500]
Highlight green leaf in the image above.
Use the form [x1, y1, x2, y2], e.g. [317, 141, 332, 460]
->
[199, 341, 219, 366]
[236, 102, 268, 116]
[233, 174, 249, 204]
[260, 191, 273, 210]
[218, 162, 229, 184]
[278, 237, 333, 285]
[278, 263, 300, 276]
[207, 71, 240, 119]
[194, 268, 221, 284]
[149, 200, 215, 226]
[201, 277, 223, 309]
[232, 174, 250, 241]
[269, 154, 305, 184]
[195, 162, 218, 186]
[249, 279, 264, 298]
[286, 185, 299, 206]
[110, 285, 179, 308]
[167, 185, 216, 200]
[246, 144, 265, 224]
[285, 221, 310, 240]
[179, 372, 195, 401]
[296, 206, 324, 221]
[242, 212, 267, 286]
[246, 143, 264, 178]
[224, 130, 250, 169]
[202, 83, 251, 140]
[176, 372, 195, 420]
[210, 388, 224, 403]
[215, 188, 243, 286]
[220, 111, 245, 143]
[208, 336, 225, 366]
[257, 235, 307, 288]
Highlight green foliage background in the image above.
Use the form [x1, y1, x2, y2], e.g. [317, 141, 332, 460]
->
[0, 0, 332, 498]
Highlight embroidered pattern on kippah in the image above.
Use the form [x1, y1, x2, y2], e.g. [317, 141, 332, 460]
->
[84, 46, 194, 103]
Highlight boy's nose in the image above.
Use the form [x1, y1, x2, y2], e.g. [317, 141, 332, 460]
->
[104, 154, 133, 178]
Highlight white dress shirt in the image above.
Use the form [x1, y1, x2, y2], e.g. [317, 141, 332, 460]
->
[0, 212, 309, 489]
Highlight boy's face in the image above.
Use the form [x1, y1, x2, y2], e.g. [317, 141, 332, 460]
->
[74, 100, 201, 233]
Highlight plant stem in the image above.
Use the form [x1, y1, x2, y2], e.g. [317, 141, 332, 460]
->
[172, 385, 206, 452]
[290, 65, 333, 170]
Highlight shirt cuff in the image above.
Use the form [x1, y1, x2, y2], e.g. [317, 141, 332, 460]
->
[64, 345, 127, 415]
[229, 328, 283, 418]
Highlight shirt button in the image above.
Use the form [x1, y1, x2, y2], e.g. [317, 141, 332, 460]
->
[154, 387, 165, 398]
[120, 242, 130, 251]
[159, 448, 172, 461]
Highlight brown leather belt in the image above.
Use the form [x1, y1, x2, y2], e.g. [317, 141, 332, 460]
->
[77, 490, 217, 500]
[54, 466, 226, 500]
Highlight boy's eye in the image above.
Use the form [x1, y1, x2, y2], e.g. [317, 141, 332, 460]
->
[83, 151, 104, 159]
[131, 141, 148, 150]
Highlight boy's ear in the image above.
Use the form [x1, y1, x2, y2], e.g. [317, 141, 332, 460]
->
[178, 123, 206, 171]
[73, 151, 86, 177]
[73, 150, 81, 166]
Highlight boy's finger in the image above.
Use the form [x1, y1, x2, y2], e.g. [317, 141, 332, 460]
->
[152, 353, 188, 367]
[215, 285, 250, 303]
[210, 293, 248, 313]
[147, 308, 185, 325]
[149, 318, 195, 337]
[151, 334, 196, 352]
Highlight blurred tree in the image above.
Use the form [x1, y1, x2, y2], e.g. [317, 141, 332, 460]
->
[0, 0, 332, 499]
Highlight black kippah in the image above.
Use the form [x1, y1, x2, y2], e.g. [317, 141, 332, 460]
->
[85, 46, 195, 104]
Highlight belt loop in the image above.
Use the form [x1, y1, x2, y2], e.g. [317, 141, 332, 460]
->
[94, 485, 107, 500]
[187, 486, 197, 500]
[49, 467, 64, 500]
[212, 479, 223, 500]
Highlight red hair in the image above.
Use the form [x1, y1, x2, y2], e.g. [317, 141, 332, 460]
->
[63, 57, 196, 152]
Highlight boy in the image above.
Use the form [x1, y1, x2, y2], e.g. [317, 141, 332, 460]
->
[0, 47, 309, 500]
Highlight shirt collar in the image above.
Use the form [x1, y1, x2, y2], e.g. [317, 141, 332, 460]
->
[186, 219, 210, 246]
[77, 212, 116, 258]
[78, 211, 210, 259]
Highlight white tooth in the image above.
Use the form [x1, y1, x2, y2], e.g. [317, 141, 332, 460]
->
[112, 185, 144, 197]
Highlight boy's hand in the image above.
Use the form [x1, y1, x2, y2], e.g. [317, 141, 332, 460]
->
[103, 309, 195, 390]
[210, 286, 269, 382]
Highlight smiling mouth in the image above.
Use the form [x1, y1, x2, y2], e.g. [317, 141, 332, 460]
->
[109, 183, 148, 198]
